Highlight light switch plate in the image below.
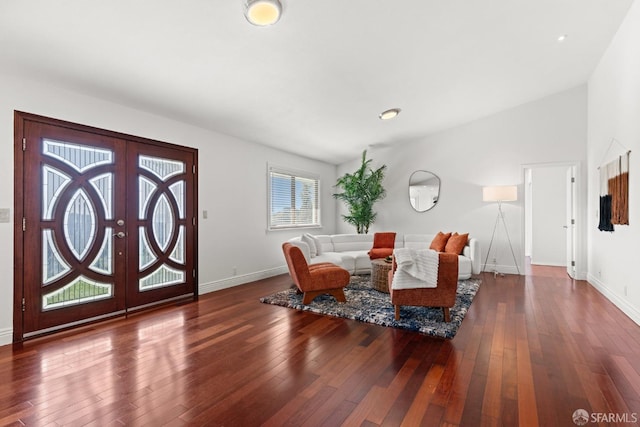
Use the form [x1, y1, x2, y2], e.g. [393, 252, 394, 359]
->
[0, 208, 10, 223]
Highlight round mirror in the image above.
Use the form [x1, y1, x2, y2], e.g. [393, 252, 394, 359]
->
[409, 170, 440, 212]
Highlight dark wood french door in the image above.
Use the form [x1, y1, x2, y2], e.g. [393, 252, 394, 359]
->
[14, 112, 197, 340]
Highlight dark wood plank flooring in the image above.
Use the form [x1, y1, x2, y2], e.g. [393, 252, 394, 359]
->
[1, 266, 639, 426]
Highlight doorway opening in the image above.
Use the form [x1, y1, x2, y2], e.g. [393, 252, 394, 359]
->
[523, 163, 578, 279]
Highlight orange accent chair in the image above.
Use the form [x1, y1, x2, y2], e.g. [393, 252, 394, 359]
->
[368, 232, 397, 260]
[282, 243, 350, 304]
[388, 252, 459, 322]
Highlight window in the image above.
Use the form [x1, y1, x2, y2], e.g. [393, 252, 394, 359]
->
[268, 166, 320, 230]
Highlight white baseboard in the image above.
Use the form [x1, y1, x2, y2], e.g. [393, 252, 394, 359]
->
[198, 266, 289, 295]
[0, 327, 13, 347]
[530, 260, 565, 267]
[574, 271, 587, 281]
[482, 264, 522, 275]
[587, 274, 640, 326]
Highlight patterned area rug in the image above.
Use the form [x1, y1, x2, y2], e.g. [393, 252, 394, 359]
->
[260, 276, 481, 339]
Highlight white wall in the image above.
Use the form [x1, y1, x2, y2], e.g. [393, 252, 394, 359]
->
[337, 86, 588, 276]
[0, 72, 337, 345]
[587, 0, 640, 324]
[530, 166, 567, 266]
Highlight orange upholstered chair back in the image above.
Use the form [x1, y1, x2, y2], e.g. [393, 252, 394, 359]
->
[369, 232, 396, 259]
[282, 243, 311, 290]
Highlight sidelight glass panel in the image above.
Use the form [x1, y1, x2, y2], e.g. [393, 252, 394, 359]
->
[64, 189, 97, 261]
[42, 166, 71, 220]
[139, 265, 185, 291]
[43, 276, 112, 310]
[89, 227, 113, 275]
[139, 155, 184, 180]
[42, 229, 71, 284]
[43, 139, 112, 172]
[152, 193, 174, 251]
[89, 173, 114, 220]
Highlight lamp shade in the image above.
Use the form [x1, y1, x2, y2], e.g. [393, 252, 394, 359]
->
[245, 0, 282, 26]
[482, 185, 517, 202]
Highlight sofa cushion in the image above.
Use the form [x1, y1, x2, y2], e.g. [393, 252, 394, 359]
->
[341, 250, 373, 275]
[331, 234, 373, 252]
[311, 252, 345, 268]
[445, 233, 468, 255]
[403, 234, 432, 250]
[314, 235, 334, 254]
[458, 255, 472, 279]
[429, 232, 451, 252]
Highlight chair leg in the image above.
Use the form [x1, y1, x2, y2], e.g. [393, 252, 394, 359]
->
[443, 307, 451, 322]
[302, 291, 319, 304]
[332, 288, 346, 303]
[394, 305, 401, 320]
[302, 288, 346, 304]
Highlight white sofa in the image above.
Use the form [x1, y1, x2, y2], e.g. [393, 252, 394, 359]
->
[287, 233, 481, 280]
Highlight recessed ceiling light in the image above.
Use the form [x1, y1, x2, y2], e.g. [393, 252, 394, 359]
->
[244, 0, 282, 26]
[557, 34, 568, 42]
[379, 108, 401, 120]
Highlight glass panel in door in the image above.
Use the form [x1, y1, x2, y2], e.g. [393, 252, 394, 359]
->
[23, 123, 127, 334]
[126, 146, 195, 308]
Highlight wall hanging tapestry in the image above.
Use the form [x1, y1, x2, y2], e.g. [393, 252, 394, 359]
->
[598, 139, 630, 232]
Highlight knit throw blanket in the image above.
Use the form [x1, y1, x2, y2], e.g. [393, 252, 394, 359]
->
[392, 248, 439, 289]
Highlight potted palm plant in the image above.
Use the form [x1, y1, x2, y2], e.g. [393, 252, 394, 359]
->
[333, 150, 387, 234]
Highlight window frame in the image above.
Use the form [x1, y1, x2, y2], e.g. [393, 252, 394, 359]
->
[267, 164, 321, 231]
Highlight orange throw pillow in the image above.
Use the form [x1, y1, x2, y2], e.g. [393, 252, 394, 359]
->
[445, 232, 469, 255]
[429, 232, 451, 252]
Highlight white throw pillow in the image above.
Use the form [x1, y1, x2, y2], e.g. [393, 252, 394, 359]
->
[301, 233, 317, 257]
[310, 234, 322, 255]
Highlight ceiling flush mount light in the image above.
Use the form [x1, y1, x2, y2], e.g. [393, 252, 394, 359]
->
[557, 34, 568, 42]
[244, 0, 282, 26]
[379, 108, 401, 120]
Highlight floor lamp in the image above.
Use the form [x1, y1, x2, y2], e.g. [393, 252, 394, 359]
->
[482, 185, 521, 276]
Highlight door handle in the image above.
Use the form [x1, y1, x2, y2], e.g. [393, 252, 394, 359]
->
[113, 231, 126, 239]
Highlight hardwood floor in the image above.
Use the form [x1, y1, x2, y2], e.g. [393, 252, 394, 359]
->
[1, 267, 639, 426]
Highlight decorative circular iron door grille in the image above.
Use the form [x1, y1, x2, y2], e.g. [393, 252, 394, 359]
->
[41, 139, 115, 310]
[137, 155, 187, 291]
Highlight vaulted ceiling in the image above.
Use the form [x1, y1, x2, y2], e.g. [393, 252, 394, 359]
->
[1, 0, 634, 164]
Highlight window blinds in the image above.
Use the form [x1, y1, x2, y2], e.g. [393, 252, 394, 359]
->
[269, 167, 320, 229]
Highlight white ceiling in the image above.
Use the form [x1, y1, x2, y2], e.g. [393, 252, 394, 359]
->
[0, 0, 634, 164]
